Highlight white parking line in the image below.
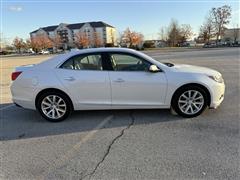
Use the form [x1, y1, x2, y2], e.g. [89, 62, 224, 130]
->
[0, 104, 14, 111]
[38, 114, 114, 179]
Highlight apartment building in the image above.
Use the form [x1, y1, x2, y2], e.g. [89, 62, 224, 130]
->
[30, 21, 117, 49]
[222, 28, 240, 43]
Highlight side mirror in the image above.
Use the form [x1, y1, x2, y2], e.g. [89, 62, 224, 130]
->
[149, 65, 160, 73]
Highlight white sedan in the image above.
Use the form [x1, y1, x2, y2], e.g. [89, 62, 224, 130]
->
[11, 48, 225, 122]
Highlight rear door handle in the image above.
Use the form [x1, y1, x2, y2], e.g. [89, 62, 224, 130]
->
[114, 78, 125, 83]
[64, 77, 75, 81]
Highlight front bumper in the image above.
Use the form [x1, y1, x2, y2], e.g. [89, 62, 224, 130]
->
[209, 82, 225, 109]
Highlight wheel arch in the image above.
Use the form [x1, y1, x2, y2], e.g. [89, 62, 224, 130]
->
[35, 88, 74, 110]
[171, 83, 211, 106]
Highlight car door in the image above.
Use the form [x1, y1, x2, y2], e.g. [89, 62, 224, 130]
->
[55, 53, 111, 110]
[108, 52, 167, 108]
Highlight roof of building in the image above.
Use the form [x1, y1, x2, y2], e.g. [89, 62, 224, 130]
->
[89, 21, 114, 28]
[67, 23, 85, 29]
[225, 28, 240, 32]
[30, 21, 114, 34]
[43, 25, 59, 32]
[30, 25, 58, 34]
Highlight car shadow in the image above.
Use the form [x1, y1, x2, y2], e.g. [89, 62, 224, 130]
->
[0, 102, 188, 141]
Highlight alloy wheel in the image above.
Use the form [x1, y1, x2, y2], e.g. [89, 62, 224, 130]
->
[41, 95, 67, 119]
[178, 90, 204, 115]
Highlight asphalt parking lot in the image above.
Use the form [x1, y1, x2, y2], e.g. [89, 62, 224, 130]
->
[0, 48, 239, 179]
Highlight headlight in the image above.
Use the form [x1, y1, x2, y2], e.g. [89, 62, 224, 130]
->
[208, 75, 224, 83]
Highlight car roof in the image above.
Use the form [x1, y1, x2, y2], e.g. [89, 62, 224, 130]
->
[68, 47, 138, 55]
[38, 48, 139, 68]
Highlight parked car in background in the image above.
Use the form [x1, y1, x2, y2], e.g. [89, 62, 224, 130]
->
[203, 42, 217, 48]
[11, 48, 225, 122]
[0, 50, 8, 55]
[232, 42, 240, 47]
[38, 50, 50, 54]
[26, 49, 35, 54]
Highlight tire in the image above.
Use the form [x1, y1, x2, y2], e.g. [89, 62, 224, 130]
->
[36, 91, 72, 122]
[171, 85, 208, 118]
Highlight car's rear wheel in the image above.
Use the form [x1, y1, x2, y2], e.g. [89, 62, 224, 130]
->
[37, 91, 72, 122]
[172, 86, 208, 118]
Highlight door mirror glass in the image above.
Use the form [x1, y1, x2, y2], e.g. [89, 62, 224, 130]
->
[149, 65, 160, 72]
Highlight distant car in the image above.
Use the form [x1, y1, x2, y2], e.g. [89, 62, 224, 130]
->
[232, 42, 240, 47]
[11, 48, 225, 122]
[38, 50, 50, 54]
[0, 50, 8, 55]
[203, 42, 217, 48]
[26, 49, 35, 54]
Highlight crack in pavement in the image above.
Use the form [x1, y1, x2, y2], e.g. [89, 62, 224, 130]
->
[81, 111, 135, 180]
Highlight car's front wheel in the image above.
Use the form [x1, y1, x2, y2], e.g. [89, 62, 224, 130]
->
[172, 86, 208, 118]
[37, 91, 72, 122]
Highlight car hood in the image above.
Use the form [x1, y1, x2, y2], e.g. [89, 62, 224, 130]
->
[172, 64, 221, 76]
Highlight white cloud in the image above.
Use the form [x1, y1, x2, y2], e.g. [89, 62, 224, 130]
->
[8, 6, 23, 12]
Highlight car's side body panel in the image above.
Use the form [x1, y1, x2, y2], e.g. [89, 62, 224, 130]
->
[109, 71, 168, 107]
[54, 69, 111, 110]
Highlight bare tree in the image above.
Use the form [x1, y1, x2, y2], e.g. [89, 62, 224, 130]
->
[167, 19, 180, 47]
[211, 5, 232, 42]
[12, 37, 25, 53]
[179, 24, 193, 43]
[121, 28, 132, 47]
[199, 14, 216, 43]
[159, 27, 168, 41]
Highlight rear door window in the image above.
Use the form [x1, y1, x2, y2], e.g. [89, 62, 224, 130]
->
[60, 54, 103, 71]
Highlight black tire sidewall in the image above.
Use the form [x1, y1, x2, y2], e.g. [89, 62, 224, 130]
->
[37, 91, 72, 122]
[172, 86, 208, 118]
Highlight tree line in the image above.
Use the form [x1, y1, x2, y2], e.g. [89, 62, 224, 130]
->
[120, 5, 233, 48]
[7, 4, 233, 53]
[157, 5, 232, 47]
[11, 31, 105, 53]
[157, 21, 194, 47]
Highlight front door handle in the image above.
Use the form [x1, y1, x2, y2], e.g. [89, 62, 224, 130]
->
[114, 78, 125, 83]
[64, 77, 75, 81]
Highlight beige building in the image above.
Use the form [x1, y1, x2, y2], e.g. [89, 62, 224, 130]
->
[30, 21, 117, 49]
[222, 28, 240, 43]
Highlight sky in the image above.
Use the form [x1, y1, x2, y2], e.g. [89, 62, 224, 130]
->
[1, 0, 239, 43]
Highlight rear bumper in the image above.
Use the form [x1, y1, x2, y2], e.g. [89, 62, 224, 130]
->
[209, 82, 225, 109]
[11, 83, 37, 110]
[12, 98, 36, 110]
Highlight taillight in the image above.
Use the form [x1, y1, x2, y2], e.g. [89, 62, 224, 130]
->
[11, 71, 22, 81]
